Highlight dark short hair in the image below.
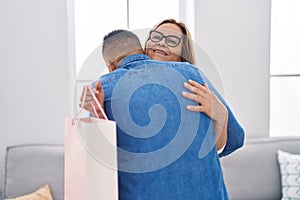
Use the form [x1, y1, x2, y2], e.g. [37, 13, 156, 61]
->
[102, 29, 142, 56]
[102, 29, 126, 53]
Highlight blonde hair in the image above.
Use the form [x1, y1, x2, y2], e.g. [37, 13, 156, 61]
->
[145, 19, 196, 65]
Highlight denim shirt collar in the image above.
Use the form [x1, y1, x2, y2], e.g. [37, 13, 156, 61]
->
[119, 54, 151, 69]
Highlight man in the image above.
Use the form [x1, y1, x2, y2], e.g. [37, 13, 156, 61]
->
[83, 29, 239, 199]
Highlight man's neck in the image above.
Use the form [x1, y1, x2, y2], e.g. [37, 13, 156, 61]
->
[115, 50, 144, 68]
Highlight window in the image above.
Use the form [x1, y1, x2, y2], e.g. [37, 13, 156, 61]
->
[270, 0, 300, 136]
[74, 0, 127, 76]
[128, 0, 179, 30]
[73, 0, 181, 114]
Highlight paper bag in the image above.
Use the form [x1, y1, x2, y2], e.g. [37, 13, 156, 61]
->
[64, 86, 118, 200]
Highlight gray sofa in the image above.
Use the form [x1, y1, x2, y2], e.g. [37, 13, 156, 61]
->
[221, 136, 300, 200]
[2, 144, 64, 200]
[2, 137, 300, 200]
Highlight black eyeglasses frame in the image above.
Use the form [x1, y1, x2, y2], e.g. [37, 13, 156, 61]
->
[149, 30, 182, 47]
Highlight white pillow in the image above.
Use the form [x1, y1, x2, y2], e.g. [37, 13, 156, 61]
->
[277, 150, 300, 200]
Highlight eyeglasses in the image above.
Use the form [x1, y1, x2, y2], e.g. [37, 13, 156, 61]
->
[149, 30, 182, 47]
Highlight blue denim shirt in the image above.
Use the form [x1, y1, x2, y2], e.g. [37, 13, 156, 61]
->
[199, 73, 245, 157]
[98, 54, 244, 200]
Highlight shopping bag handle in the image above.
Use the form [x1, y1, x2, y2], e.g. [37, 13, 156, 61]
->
[74, 84, 108, 121]
[86, 85, 108, 120]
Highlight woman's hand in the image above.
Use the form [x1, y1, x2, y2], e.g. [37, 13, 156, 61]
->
[182, 79, 228, 150]
[182, 80, 226, 121]
[79, 81, 106, 119]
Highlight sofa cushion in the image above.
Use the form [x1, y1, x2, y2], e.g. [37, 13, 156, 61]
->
[3, 144, 64, 200]
[220, 137, 300, 200]
[277, 150, 300, 199]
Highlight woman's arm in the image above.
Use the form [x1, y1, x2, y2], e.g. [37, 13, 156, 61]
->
[182, 80, 228, 151]
[182, 73, 245, 157]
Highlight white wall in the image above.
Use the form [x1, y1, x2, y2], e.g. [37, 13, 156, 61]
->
[194, 0, 271, 138]
[0, 0, 73, 191]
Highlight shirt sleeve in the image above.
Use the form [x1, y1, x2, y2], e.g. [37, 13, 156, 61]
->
[198, 70, 245, 157]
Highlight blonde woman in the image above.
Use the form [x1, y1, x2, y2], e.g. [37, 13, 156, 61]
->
[145, 19, 244, 156]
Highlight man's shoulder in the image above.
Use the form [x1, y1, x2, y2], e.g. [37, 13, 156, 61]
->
[167, 62, 204, 83]
[141, 60, 198, 71]
[170, 61, 198, 70]
[144, 60, 198, 72]
[99, 68, 127, 85]
[135, 60, 205, 85]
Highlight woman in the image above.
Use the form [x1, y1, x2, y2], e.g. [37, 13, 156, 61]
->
[144, 19, 244, 155]
[145, 19, 196, 64]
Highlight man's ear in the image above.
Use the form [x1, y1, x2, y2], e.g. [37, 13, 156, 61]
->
[104, 57, 115, 72]
[108, 65, 113, 72]
[108, 64, 117, 72]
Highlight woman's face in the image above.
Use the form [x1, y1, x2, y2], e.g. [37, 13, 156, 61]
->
[145, 23, 184, 62]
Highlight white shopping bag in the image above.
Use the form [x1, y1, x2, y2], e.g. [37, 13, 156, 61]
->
[64, 86, 118, 200]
